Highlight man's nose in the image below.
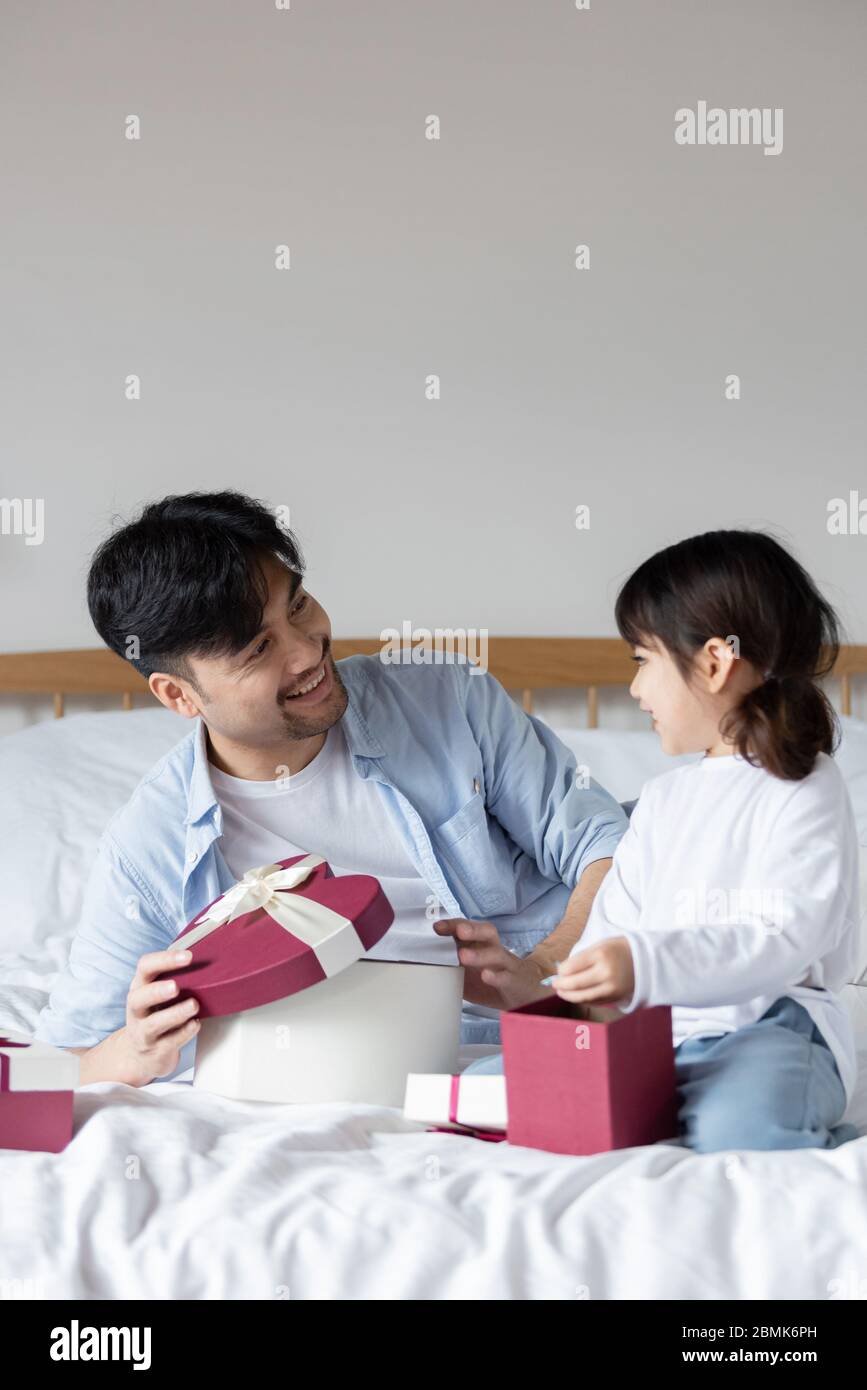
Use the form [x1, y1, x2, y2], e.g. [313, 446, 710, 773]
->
[284, 639, 324, 681]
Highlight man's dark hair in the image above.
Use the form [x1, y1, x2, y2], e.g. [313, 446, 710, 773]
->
[87, 491, 305, 685]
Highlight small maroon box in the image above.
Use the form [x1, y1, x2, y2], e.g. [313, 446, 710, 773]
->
[501, 997, 679, 1155]
[0, 1032, 78, 1154]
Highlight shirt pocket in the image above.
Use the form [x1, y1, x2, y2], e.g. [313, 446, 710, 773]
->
[431, 791, 516, 919]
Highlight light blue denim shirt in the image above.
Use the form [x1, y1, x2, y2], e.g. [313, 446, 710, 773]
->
[34, 655, 629, 1066]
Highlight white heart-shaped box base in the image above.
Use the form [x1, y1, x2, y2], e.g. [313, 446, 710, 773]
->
[192, 959, 464, 1107]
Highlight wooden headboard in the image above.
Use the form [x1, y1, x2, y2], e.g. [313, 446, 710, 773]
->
[1, 640, 866, 728]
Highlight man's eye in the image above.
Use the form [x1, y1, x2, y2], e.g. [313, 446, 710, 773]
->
[292, 595, 309, 616]
[251, 638, 270, 659]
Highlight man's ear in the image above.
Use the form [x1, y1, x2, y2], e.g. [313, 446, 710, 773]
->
[148, 672, 203, 719]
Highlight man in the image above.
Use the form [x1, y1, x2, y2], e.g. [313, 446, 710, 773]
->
[33, 491, 629, 1086]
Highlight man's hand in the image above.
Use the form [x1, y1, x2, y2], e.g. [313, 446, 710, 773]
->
[552, 937, 635, 1007]
[78, 947, 201, 1087]
[432, 918, 552, 1011]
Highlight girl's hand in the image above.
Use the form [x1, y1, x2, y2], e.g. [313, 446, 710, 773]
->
[553, 937, 635, 1007]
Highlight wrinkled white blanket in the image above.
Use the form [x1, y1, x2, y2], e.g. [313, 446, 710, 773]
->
[3, 969, 867, 1300]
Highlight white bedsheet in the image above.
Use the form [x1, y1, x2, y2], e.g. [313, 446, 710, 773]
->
[2, 969, 867, 1300]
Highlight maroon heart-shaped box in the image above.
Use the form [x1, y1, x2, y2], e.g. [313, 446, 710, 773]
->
[168, 854, 395, 1018]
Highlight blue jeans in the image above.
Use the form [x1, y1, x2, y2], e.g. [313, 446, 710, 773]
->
[462, 995, 860, 1153]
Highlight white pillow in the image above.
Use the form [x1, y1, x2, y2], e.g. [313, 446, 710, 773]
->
[553, 715, 867, 827]
[832, 716, 867, 845]
[855, 847, 867, 987]
[0, 708, 190, 956]
[551, 726, 699, 804]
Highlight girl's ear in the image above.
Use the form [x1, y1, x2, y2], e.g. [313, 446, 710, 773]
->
[701, 635, 739, 692]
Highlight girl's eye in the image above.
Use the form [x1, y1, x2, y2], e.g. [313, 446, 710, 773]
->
[252, 638, 270, 659]
[292, 595, 309, 616]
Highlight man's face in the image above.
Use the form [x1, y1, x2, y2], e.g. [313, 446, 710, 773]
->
[183, 554, 348, 747]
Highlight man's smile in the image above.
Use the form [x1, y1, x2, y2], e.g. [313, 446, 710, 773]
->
[282, 658, 334, 706]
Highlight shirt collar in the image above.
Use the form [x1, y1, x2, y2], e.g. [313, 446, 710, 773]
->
[184, 657, 385, 827]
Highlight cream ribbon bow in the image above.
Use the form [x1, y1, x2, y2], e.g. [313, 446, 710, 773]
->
[177, 854, 352, 959]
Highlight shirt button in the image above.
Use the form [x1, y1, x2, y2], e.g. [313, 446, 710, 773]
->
[473, 778, 480, 793]
[187, 849, 198, 865]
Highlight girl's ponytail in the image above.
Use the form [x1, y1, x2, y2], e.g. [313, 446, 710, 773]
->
[720, 671, 839, 781]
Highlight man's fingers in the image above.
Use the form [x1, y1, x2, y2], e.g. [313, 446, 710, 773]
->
[132, 947, 192, 989]
[431, 919, 455, 936]
[129, 975, 193, 1023]
[142, 997, 200, 1045]
[129, 976, 179, 1018]
[432, 918, 496, 942]
[479, 966, 513, 987]
[458, 945, 511, 967]
[148, 1017, 203, 1061]
[457, 920, 497, 942]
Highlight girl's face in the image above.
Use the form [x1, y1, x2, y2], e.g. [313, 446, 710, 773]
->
[628, 637, 749, 757]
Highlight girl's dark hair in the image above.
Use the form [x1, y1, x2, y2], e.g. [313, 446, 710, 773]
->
[87, 490, 305, 684]
[614, 530, 841, 780]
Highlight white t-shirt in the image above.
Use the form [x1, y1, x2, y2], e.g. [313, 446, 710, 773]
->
[571, 749, 860, 1103]
[209, 723, 497, 1021]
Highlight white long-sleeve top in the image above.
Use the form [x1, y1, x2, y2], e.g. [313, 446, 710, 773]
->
[569, 749, 860, 1104]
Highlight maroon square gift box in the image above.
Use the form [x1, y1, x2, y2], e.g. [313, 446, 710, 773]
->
[501, 996, 679, 1155]
[0, 1031, 79, 1153]
[169, 852, 464, 1105]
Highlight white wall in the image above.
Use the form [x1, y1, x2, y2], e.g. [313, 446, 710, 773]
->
[2, 0, 866, 733]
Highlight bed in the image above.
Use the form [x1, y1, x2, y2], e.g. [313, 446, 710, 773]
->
[2, 639, 867, 1300]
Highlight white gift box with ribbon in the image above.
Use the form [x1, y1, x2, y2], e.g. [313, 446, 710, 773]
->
[178, 853, 464, 1107]
[403, 1072, 507, 1134]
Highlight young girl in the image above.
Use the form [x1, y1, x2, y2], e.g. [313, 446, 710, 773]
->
[466, 529, 862, 1153]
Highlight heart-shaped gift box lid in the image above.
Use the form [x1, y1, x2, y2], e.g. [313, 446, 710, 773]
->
[169, 853, 395, 1019]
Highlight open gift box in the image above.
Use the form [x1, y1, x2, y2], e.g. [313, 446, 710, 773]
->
[501, 995, 679, 1155]
[169, 853, 463, 1107]
[0, 1030, 79, 1153]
